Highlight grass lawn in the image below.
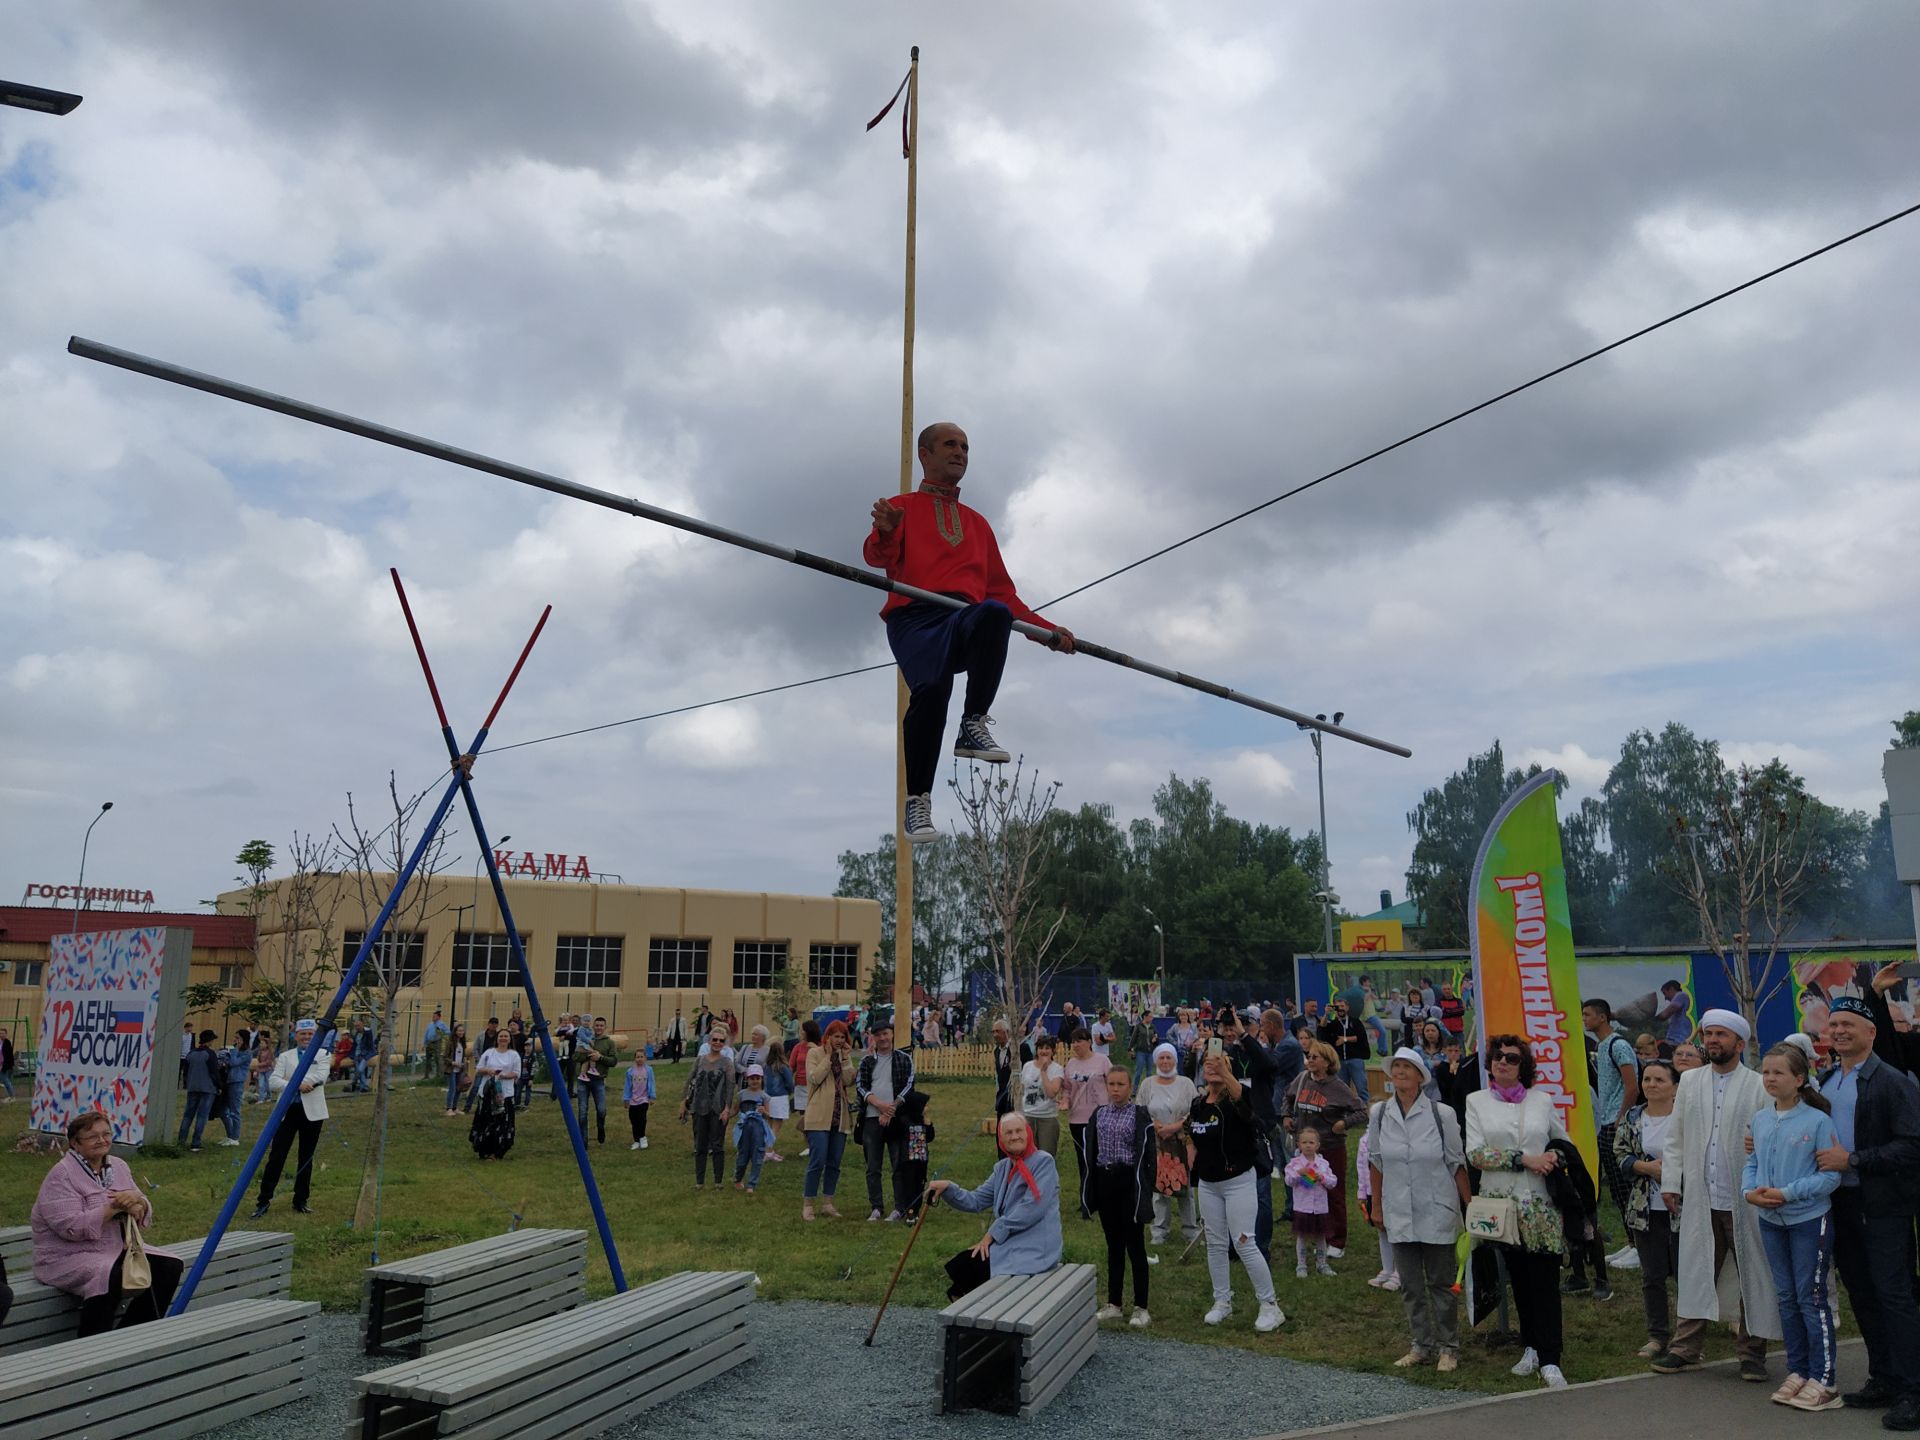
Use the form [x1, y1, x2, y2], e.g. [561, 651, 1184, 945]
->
[0, 1070, 1751, 1393]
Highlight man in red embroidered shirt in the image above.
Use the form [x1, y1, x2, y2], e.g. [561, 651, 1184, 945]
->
[865, 422, 1074, 843]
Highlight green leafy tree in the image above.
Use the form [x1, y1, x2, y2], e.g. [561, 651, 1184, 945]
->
[833, 830, 984, 999]
[1405, 742, 1545, 949]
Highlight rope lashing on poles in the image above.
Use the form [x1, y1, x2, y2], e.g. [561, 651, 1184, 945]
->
[65, 337, 1410, 761]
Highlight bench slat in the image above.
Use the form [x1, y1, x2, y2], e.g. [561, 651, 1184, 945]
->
[1019, 1307, 1094, 1382]
[0, 1299, 315, 1401]
[365, 1230, 583, 1285]
[14, 1329, 308, 1440]
[1003, 1266, 1092, 1337]
[366, 1272, 742, 1400]
[417, 1269, 584, 1342]
[1020, 1324, 1098, 1414]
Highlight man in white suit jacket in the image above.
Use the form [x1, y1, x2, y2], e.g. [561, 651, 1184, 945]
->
[251, 1018, 332, 1218]
[1654, 1008, 1780, 1379]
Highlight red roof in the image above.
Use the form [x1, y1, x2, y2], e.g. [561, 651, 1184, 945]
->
[0, 907, 255, 949]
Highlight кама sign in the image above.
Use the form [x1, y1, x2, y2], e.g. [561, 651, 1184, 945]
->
[494, 850, 593, 881]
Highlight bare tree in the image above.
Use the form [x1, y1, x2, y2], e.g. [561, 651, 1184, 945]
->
[1667, 762, 1829, 1041]
[254, 830, 352, 1040]
[949, 758, 1079, 1032]
[336, 774, 453, 1230]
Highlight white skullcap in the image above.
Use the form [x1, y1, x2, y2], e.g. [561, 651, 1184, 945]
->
[1781, 1033, 1816, 1063]
[1152, 1043, 1179, 1068]
[1699, 1008, 1751, 1043]
[1389, 1046, 1432, 1082]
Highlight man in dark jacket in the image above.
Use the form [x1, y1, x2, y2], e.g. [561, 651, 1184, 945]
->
[177, 1029, 221, 1150]
[855, 1021, 916, 1221]
[1816, 997, 1920, 1426]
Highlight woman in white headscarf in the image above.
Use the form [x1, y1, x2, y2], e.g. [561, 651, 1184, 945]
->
[1142, 1043, 1199, 1246]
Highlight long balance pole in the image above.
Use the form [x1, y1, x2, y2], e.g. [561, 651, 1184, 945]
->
[894, 46, 920, 1041]
[66, 336, 1411, 760]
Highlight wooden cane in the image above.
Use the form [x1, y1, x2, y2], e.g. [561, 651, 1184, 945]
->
[864, 1189, 934, 1346]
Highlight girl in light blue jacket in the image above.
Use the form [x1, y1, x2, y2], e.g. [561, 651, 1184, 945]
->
[1742, 1041, 1842, 1410]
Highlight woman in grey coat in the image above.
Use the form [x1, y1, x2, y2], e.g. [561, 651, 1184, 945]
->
[1365, 1047, 1469, 1372]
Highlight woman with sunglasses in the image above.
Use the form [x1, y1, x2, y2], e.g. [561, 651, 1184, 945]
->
[1465, 1035, 1572, 1389]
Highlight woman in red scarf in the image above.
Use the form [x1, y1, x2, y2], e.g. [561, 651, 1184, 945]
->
[930, 1111, 1064, 1296]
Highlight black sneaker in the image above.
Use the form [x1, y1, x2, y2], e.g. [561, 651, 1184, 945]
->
[249, 1202, 271, 1220]
[1591, 1282, 1614, 1302]
[1649, 1351, 1699, 1374]
[953, 714, 1010, 763]
[293, 1203, 314, 1214]
[1883, 1397, 1920, 1431]
[904, 793, 937, 845]
[1846, 1383, 1896, 1410]
[1560, 1276, 1591, 1296]
[1738, 1359, 1769, 1383]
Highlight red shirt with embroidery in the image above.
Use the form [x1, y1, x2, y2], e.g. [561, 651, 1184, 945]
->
[862, 488, 1053, 627]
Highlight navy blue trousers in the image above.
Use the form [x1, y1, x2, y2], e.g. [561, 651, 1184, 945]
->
[886, 600, 1013, 795]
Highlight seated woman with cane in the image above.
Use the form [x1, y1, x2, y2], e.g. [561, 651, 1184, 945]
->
[928, 1112, 1063, 1298]
[32, 1110, 183, 1334]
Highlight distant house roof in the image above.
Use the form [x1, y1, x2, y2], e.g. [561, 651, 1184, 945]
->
[1362, 899, 1424, 926]
[0, 907, 256, 948]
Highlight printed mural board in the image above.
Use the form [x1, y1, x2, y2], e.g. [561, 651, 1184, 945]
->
[31, 926, 192, 1147]
[1108, 979, 1162, 1018]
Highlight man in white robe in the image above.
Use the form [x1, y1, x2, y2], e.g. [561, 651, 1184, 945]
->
[1652, 1008, 1780, 1380]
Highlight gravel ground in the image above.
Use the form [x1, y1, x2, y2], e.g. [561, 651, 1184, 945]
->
[210, 1301, 1463, 1440]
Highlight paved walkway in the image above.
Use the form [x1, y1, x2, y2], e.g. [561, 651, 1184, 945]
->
[1269, 1345, 1890, 1440]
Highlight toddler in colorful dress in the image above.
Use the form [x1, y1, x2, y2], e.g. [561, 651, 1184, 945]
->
[1286, 1125, 1340, 1276]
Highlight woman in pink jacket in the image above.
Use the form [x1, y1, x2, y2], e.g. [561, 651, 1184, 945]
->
[31, 1110, 183, 1334]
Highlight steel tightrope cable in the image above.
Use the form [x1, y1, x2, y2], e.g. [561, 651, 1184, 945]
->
[474, 197, 1920, 756]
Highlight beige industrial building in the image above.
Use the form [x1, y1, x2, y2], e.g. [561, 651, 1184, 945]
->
[215, 870, 882, 1046]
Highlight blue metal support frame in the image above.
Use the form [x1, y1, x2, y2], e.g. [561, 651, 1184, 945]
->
[169, 589, 626, 1312]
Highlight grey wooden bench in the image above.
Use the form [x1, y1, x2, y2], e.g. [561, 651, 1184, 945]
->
[346, 1269, 755, 1440]
[938, 1262, 1097, 1418]
[0, 1296, 318, 1440]
[0, 1227, 293, 1355]
[361, 1228, 587, 1356]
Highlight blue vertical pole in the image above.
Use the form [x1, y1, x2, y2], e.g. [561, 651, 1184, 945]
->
[169, 764, 471, 1314]
[444, 722, 628, 1291]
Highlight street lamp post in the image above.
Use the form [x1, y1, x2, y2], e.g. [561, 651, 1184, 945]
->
[0, 81, 84, 114]
[1141, 906, 1167, 997]
[72, 802, 114, 934]
[1298, 712, 1344, 953]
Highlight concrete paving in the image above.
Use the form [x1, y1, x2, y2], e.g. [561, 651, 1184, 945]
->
[1269, 1344, 1896, 1440]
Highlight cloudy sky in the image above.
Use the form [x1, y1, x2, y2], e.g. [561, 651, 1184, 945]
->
[4, 3, 1917, 935]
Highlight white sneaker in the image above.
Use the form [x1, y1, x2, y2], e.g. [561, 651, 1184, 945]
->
[1295, 1265, 1308, 1279]
[639, 1137, 649, 1149]
[1129, 1307, 1152, 1328]
[1380, 1273, 1401, 1291]
[867, 1209, 883, 1222]
[1511, 1347, 1540, 1377]
[904, 794, 937, 845]
[1367, 1270, 1391, 1288]
[220, 1138, 241, 1147]
[1326, 1246, 1344, 1260]
[1608, 1245, 1640, 1270]
[1255, 1301, 1285, 1333]
[1540, 1364, 1568, 1389]
[1203, 1301, 1233, 1325]
[885, 1210, 903, 1223]
[1095, 1303, 1125, 1321]
[630, 1141, 642, 1150]
[1145, 1253, 1160, 1265]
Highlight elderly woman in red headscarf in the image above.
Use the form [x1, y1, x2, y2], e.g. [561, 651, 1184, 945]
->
[929, 1111, 1064, 1296]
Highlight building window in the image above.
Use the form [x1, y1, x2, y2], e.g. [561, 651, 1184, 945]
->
[556, 935, 623, 989]
[732, 940, 787, 991]
[217, 964, 248, 989]
[648, 938, 709, 989]
[450, 933, 527, 989]
[11, 960, 45, 987]
[343, 931, 425, 989]
[809, 943, 859, 992]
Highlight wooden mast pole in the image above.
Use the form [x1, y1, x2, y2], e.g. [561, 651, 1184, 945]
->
[893, 46, 920, 1042]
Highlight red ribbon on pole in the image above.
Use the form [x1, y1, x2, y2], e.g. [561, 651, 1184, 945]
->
[866, 65, 912, 159]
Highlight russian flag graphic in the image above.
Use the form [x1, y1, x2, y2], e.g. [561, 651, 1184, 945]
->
[113, 1011, 145, 1035]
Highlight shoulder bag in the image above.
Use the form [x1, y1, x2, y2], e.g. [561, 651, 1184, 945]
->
[1464, 1193, 1518, 1245]
[120, 1212, 153, 1292]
